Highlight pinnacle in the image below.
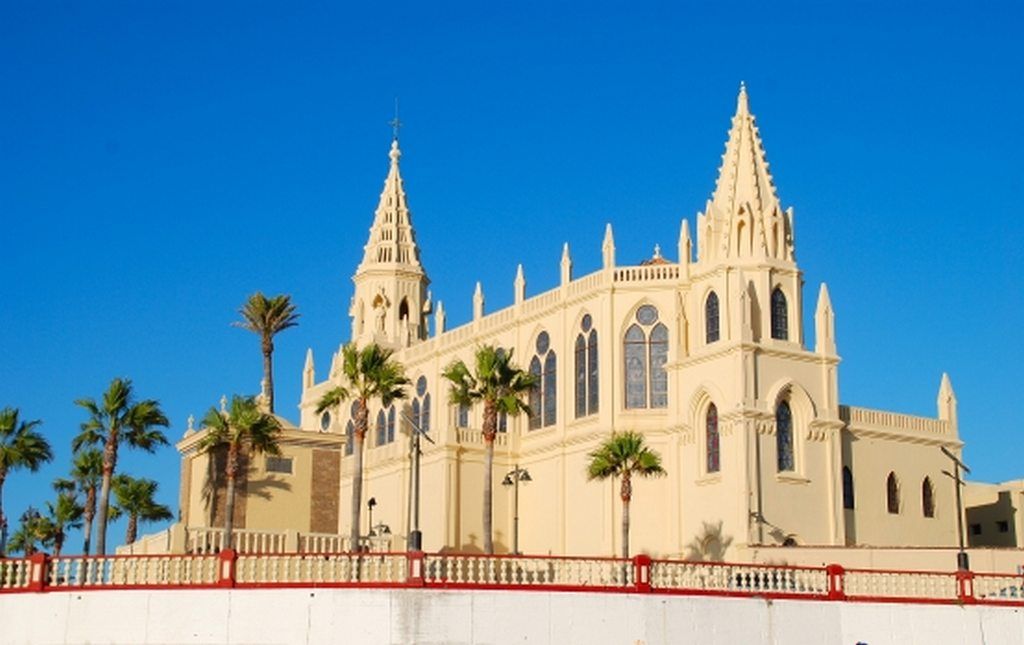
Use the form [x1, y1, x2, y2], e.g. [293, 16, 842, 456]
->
[710, 83, 780, 219]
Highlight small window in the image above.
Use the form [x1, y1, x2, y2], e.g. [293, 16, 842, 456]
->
[998, 520, 1010, 533]
[776, 401, 794, 472]
[265, 456, 293, 474]
[706, 404, 720, 473]
[970, 523, 982, 536]
[886, 472, 900, 514]
[922, 477, 935, 518]
[771, 288, 788, 340]
[320, 411, 332, 432]
[457, 402, 470, 428]
[345, 420, 354, 455]
[705, 292, 720, 344]
[842, 466, 855, 510]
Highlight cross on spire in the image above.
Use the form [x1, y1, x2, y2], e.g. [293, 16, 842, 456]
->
[389, 97, 402, 141]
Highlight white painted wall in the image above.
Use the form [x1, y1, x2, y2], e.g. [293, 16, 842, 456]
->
[2, 587, 1022, 644]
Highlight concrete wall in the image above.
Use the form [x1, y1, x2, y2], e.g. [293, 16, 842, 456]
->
[3, 587, 1024, 644]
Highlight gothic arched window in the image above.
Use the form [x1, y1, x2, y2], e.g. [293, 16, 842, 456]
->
[574, 314, 599, 419]
[887, 472, 900, 514]
[771, 288, 788, 340]
[706, 403, 720, 473]
[623, 305, 669, 410]
[412, 375, 430, 436]
[922, 477, 935, 518]
[530, 332, 557, 429]
[375, 410, 387, 447]
[345, 420, 354, 456]
[842, 466, 855, 510]
[776, 401, 794, 472]
[706, 292, 720, 344]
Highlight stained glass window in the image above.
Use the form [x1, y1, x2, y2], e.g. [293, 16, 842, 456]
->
[706, 292, 720, 343]
[575, 334, 587, 419]
[887, 472, 900, 514]
[649, 323, 668, 409]
[842, 467, 855, 509]
[543, 351, 557, 426]
[536, 331, 550, 355]
[498, 410, 508, 433]
[345, 420, 354, 456]
[706, 404, 720, 473]
[529, 356, 542, 430]
[411, 399, 420, 436]
[776, 401, 794, 472]
[458, 402, 469, 428]
[416, 375, 428, 397]
[771, 288, 788, 340]
[587, 329, 599, 415]
[387, 406, 396, 443]
[922, 477, 935, 518]
[421, 393, 431, 434]
[636, 304, 659, 325]
[376, 410, 386, 446]
[624, 324, 647, 409]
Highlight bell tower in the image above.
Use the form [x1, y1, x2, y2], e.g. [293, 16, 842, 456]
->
[350, 136, 431, 347]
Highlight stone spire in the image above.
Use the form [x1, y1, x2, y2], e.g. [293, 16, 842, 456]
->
[350, 136, 431, 347]
[359, 140, 424, 271]
[473, 282, 485, 320]
[514, 264, 526, 304]
[303, 348, 315, 391]
[560, 243, 573, 285]
[602, 223, 616, 269]
[814, 283, 836, 356]
[699, 84, 794, 263]
[938, 373, 958, 430]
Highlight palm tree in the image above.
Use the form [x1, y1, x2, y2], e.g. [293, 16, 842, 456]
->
[442, 345, 536, 554]
[54, 449, 104, 555]
[111, 475, 173, 546]
[73, 378, 169, 555]
[7, 507, 46, 556]
[0, 407, 53, 556]
[316, 343, 408, 552]
[586, 430, 666, 559]
[234, 292, 300, 414]
[41, 492, 83, 557]
[199, 395, 282, 550]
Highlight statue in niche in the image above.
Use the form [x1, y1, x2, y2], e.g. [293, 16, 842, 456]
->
[372, 288, 390, 333]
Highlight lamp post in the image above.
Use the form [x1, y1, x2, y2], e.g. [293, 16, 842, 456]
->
[366, 497, 377, 551]
[941, 446, 971, 571]
[502, 465, 532, 554]
[402, 411, 434, 552]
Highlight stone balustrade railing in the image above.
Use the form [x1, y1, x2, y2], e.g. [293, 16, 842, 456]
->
[3, 551, 1021, 608]
[840, 405, 950, 435]
[185, 527, 392, 555]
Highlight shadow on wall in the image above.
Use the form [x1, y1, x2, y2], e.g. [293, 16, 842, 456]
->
[966, 491, 1018, 548]
[685, 521, 734, 562]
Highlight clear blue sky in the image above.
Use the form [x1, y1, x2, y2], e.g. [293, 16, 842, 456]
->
[1, 1, 1021, 551]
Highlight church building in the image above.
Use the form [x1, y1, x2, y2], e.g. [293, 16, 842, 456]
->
[174, 85, 966, 560]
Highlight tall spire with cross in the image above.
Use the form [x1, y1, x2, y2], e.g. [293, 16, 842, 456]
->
[349, 106, 431, 348]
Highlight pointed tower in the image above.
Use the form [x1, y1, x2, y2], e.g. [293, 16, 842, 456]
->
[938, 373, 958, 432]
[350, 137, 431, 347]
[700, 83, 794, 264]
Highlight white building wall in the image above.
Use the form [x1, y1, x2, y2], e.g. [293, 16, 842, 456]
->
[2, 588, 1022, 645]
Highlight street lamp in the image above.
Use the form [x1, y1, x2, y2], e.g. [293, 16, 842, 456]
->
[367, 497, 377, 547]
[941, 446, 971, 571]
[502, 465, 532, 554]
[402, 411, 434, 552]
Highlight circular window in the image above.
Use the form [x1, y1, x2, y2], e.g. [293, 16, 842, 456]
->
[320, 411, 332, 431]
[536, 331, 550, 355]
[416, 375, 428, 397]
[636, 305, 658, 325]
[581, 314, 592, 332]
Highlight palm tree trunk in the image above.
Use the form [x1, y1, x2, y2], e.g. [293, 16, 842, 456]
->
[620, 473, 632, 560]
[224, 444, 238, 551]
[349, 399, 368, 552]
[94, 438, 117, 556]
[83, 488, 96, 556]
[126, 515, 138, 545]
[482, 400, 497, 555]
[54, 533, 64, 558]
[0, 469, 7, 557]
[263, 338, 275, 414]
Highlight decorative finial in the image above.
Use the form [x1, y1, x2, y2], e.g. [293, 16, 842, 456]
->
[187, 414, 195, 431]
[219, 394, 227, 414]
[653, 244, 662, 259]
[389, 97, 402, 141]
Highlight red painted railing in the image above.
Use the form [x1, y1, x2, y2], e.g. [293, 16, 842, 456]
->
[3, 551, 1024, 607]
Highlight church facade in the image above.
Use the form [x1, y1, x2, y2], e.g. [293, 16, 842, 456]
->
[176, 86, 965, 559]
